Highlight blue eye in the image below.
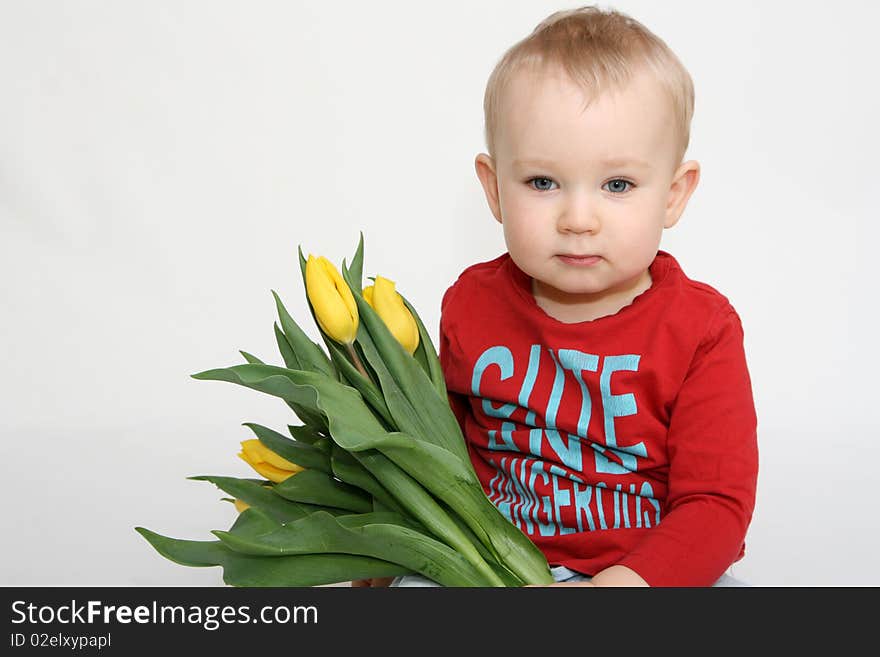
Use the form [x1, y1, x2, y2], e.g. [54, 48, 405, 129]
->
[527, 176, 557, 192]
[603, 179, 635, 194]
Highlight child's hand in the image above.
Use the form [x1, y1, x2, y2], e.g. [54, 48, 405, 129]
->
[351, 577, 396, 587]
[526, 565, 647, 587]
[526, 581, 596, 587]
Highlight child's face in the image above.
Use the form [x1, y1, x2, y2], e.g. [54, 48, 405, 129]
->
[475, 65, 700, 320]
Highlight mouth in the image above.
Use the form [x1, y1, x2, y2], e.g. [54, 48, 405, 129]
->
[557, 254, 602, 266]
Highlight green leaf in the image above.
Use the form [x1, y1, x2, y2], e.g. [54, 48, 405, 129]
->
[191, 364, 328, 426]
[135, 527, 230, 567]
[271, 289, 337, 380]
[441, 500, 524, 587]
[312, 436, 333, 458]
[323, 457, 508, 587]
[228, 506, 280, 538]
[409, 336, 432, 387]
[287, 424, 325, 444]
[400, 292, 447, 401]
[345, 449, 503, 586]
[192, 362, 328, 433]
[285, 399, 329, 434]
[273, 322, 298, 369]
[346, 232, 365, 294]
[351, 322, 451, 454]
[243, 422, 332, 473]
[190, 364, 392, 452]
[190, 365, 398, 459]
[273, 469, 373, 514]
[324, 338, 394, 427]
[239, 350, 265, 365]
[383, 440, 552, 586]
[135, 527, 408, 586]
[329, 444, 405, 515]
[213, 511, 493, 587]
[298, 244, 308, 280]
[188, 475, 346, 524]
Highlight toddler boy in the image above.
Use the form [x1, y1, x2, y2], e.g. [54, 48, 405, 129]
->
[436, 6, 758, 587]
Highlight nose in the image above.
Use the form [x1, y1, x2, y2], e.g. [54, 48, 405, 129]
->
[557, 192, 600, 234]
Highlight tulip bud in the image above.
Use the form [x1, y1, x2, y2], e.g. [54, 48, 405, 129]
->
[233, 499, 250, 513]
[238, 439, 305, 484]
[305, 255, 359, 344]
[363, 276, 420, 355]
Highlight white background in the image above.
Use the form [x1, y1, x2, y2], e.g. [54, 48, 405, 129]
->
[2, 0, 877, 586]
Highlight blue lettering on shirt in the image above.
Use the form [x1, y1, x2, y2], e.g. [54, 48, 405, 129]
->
[595, 355, 648, 474]
[475, 344, 661, 537]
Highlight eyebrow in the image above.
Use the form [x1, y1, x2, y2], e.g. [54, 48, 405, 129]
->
[513, 157, 652, 170]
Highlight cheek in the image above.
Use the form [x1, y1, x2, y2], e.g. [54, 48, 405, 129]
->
[498, 183, 526, 216]
[498, 190, 532, 232]
[501, 218, 544, 264]
[503, 211, 543, 246]
[615, 200, 665, 234]
[502, 220, 528, 251]
[503, 190, 552, 228]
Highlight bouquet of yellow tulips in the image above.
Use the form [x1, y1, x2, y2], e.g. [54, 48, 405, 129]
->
[136, 235, 554, 587]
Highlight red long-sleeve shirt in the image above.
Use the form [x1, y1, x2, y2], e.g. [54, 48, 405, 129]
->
[438, 250, 759, 586]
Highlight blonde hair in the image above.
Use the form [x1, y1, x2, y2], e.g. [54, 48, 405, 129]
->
[482, 5, 695, 167]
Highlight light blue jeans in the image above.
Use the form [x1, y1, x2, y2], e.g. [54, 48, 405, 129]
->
[391, 565, 749, 587]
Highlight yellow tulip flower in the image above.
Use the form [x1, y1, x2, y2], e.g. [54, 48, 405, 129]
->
[363, 276, 420, 355]
[305, 254, 359, 344]
[238, 439, 304, 484]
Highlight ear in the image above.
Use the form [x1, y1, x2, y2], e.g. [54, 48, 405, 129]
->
[475, 153, 503, 224]
[664, 160, 700, 229]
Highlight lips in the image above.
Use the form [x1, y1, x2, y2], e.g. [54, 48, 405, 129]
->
[557, 253, 602, 266]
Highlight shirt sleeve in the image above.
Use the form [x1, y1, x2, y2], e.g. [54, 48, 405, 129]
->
[438, 282, 470, 432]
[615, 306, 759, 586]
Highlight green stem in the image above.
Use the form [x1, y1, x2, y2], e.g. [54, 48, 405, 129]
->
[346, 342, 372, 381]
[352, 450, 505, 586]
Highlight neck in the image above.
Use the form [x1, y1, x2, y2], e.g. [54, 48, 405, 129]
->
[532, 269, 653, 323]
